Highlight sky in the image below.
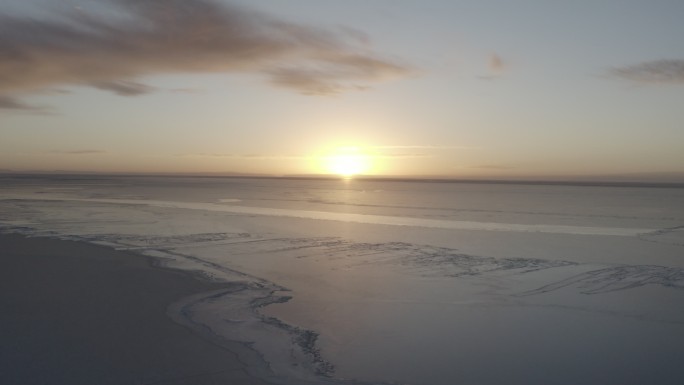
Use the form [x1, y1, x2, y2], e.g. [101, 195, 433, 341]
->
[1, 0, 683, 180]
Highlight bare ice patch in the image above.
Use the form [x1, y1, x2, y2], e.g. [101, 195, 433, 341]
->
[4, 196, 656, 237]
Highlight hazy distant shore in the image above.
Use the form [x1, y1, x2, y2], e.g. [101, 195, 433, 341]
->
[0, 233, 279, 385]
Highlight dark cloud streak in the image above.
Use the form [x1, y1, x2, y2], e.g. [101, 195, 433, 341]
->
[92, 81, 155, 96]
[609, 59, 684, 84]
[0, 0, 411, 102]
[0, 96, 35, 110]
[0, 95, 50, 114]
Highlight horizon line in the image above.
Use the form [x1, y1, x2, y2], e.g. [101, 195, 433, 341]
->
[1, 170, 683, 189]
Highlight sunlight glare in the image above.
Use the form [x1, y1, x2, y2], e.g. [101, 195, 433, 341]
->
[323, 146, 372, 177]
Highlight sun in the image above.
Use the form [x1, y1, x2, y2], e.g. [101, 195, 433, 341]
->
[329, 154, 366, 176]
[322, 146, 372, 177]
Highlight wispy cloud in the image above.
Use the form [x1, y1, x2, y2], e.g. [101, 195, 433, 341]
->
[470, 164, 515, 170]
[177, 153, 309, 160]
[608, 59, 684, 84]
[177, 152, 429, 160]
[0, 0, 412, 105]
[0, 96, 37, 110]
[374, 145, 477, 150]
[170, 88, 203, 94]
[376, 153, 430, 159]
[92, 81, 156, 96]
[241, 154, 309, 160]
[0, 96, 51, 114]
[49, 150, 107, 155]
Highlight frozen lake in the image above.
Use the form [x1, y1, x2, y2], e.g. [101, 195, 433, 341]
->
[2, 175, 684, 384]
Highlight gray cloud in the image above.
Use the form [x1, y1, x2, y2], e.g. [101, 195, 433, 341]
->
[0, 0, 411, 103]
[267, 68, 348, 96]
[267, 67, 370, 96]
[0, 95, 51, 114]
[0, 96, 36, 110]
[609, 59, 684, 84]
[92, 81, 155, 96]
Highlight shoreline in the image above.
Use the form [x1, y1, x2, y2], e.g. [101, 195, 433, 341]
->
[0, 233, 321, 385]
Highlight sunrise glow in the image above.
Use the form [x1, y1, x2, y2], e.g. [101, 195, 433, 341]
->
[321, 147, 373, 177]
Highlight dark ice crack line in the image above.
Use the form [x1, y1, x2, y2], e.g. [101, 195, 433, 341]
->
[520, 264, 684, 295]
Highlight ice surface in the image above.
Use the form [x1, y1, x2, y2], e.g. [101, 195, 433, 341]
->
[1, 196, 657, 236]
[2, 176, 684, 385]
